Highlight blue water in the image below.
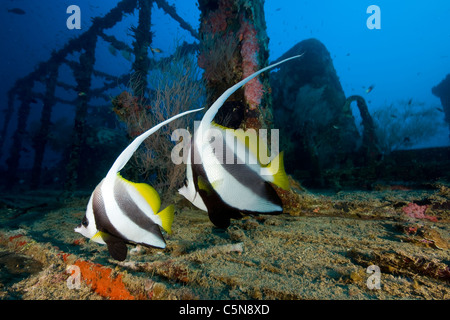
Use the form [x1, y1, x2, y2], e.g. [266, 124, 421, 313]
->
[0, 0, 449, 172]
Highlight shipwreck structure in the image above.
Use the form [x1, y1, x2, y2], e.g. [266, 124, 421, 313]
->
[432, 74, 450, 137]
[0, 0, 278, 191]
[1, 0, 447, 192]
[1, 0, 199, 190]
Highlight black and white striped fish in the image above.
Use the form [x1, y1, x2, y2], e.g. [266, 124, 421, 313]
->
[178, 55, 302, 228]
[75, 107, 203, 261]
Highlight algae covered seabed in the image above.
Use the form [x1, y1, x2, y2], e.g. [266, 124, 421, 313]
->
[0, 184, 449, 300]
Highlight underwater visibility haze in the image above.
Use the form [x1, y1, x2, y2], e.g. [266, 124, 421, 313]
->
[0, 0, 449, 301]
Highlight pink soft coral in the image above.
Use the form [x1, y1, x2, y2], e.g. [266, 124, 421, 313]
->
[202, 0, 234, 34]
[402, 203, 437, 222]
[239, 20, 263, 110]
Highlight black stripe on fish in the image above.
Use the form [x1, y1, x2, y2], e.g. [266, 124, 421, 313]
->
[191, 138, 282, 229]
[92, 182, 125, 240]
[202, 131, 282, 209]
[91, 182, 129, 261]
[113, 179, 165, 248]
[216, 137, 282, 210]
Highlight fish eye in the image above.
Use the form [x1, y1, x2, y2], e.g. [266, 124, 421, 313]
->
[81, 216, 89, 227]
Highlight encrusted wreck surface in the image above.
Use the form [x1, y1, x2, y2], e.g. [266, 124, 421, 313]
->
[0, 182, 449, 300]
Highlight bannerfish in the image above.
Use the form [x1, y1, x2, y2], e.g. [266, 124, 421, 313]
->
[75, 107, 203, 261]
[178, 55, 302, 228]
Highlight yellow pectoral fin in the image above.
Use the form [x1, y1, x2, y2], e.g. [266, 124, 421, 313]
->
[91, 231, 108, 242]
[197, 175, 213, 195]
[210, 178, 223, 190]
[266, 151, 290, 191]
[157, 205, 174, 235]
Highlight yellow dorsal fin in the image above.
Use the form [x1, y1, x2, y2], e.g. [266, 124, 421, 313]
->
[233, 128, 261, 161]
[211, 121, 229, 131]
[211, 122, 268, 164]
[134, 182, 161, 213]
[265, 151, 290, 190]
[117, 173, 161, 214]
[157, 205, 174, 234]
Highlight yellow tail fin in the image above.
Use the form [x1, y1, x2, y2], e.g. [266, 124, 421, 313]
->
[157, 205, 175, 235]
[267, 151, 290, 191]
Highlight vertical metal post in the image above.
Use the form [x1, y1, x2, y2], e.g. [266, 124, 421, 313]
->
[131, 0, 153, 98]
[31, 65, 58, 189]
[65, 36, 97, 191]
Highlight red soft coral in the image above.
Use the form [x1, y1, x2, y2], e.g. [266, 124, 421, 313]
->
[74, 260, 135, 300]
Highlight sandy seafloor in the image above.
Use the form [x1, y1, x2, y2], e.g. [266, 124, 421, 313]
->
[0, 181, 449, 300]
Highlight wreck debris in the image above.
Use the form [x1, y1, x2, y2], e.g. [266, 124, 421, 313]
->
[270, 39, 360, 186]
[115, 242, 244, 284]
[344, 95, 381, 165]
[432, 74, 450, 136]
[397, 224, 449, 250]
[347, 248, 450, 283]
[1, 183, 450, 300]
